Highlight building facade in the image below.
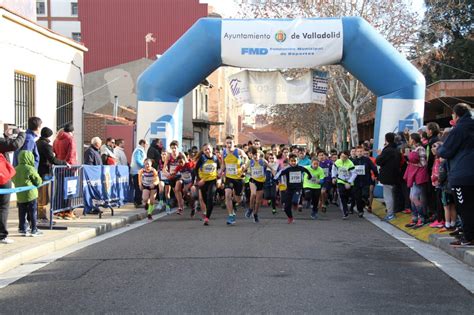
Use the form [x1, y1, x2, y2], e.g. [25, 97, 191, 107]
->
[36, 0, 81, 41]
[0, 5, 87, 159]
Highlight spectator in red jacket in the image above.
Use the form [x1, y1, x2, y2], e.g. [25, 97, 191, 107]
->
[53, 123, 77, 165]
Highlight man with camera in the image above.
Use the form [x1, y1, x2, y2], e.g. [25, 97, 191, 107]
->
[0, 123, 26, 244]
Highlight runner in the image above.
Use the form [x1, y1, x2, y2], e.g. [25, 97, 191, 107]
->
[173, 155, 196, 216]
[274, 153, 312, 224]
[303, 157, 325, 219]
[195, 143, 220, 226]
[244, 146, 269, 223]
[352, 146, 378, 218]
[138, 159, 160, 220]
[221, 136, 247, 225]
[317, 151, 333, 213]
[332, 150, 357, 219]
[264, 152, 279, 215]
[162, 140, 186, 214]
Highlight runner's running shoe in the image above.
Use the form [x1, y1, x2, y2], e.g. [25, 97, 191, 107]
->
[165, 205, 171, 215]
[405, 219, 417, 228]
[177, 208, 183, 215]
[203, 218, 209, 226]
[226, 215, 235, 225]
[253, 214, 259, 223]
[245, 208, 252, 219]
[287, 217, 294, 224]
[310, 211, 317, 220]
[147, 214, 153, 220]
[272, 209, 277, 215]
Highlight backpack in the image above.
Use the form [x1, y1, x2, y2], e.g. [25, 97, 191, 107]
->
[0, 153, 16, 185]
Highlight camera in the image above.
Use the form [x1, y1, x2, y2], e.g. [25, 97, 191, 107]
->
[1, 122, 20, 139]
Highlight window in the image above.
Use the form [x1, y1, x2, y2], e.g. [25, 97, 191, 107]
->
[36, 1, 45, 15]
[14, 72, 35, 130]
[57, 82, 73, 131]
[205, 94, 208, 113]
[72, 32, 81, 42]
[71, 2, 78, 15]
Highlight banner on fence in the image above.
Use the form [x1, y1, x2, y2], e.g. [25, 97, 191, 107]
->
[228, 69, 329, 105]
[82, 165, 129, 213]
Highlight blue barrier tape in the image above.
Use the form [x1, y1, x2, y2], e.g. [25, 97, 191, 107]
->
[0, 180, 52, 195]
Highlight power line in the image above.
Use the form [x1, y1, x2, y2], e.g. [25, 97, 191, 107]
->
[429, 59, 474, 76]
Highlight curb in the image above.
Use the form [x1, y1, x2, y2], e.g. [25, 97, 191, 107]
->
[0, 211, 147, 274]
[428, 234, 474, 268]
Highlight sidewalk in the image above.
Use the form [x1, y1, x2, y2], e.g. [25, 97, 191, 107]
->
[371, 200, 474, 267]
[0, 204, 148, 274]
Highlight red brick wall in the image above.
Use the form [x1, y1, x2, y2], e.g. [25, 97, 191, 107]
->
[83, 114, 107, 147]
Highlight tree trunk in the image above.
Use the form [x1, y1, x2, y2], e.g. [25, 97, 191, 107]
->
[348, 108, 359, 147]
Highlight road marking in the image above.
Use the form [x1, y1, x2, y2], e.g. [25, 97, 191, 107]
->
[0, 211, 172, 289]
[365, 212, 474, 293]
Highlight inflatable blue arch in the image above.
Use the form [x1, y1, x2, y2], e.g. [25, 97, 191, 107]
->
[137, 16, 425, 153]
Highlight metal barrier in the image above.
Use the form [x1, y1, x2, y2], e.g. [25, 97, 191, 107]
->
[49, 165, 84, 229]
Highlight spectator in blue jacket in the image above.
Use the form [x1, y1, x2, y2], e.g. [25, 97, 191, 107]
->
[437, 103, 474, 247]
[130, 139, 147, 207]
[13, 117, 42, 169]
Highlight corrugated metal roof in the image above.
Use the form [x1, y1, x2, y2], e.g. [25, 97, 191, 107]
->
[79, 0, 208, 73]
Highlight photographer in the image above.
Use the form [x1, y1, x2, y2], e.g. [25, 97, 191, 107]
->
[0, 123, 25, 244]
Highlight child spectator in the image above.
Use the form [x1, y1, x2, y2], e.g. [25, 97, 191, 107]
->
[429, 142, 445, 229]
[404, 133, 429, 229]
[12, 151, 43, 236]
[138, 159, 159, 220]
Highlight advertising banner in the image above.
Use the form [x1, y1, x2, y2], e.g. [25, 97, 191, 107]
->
[221, 19, 343, 69]
[376, 98, 425, 150]
[228, 70, 329, 105]
[136, 101, 183, 150]
[82, 166, 129, 213]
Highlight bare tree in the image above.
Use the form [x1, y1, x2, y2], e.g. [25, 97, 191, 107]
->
[235, 0, 420, 147]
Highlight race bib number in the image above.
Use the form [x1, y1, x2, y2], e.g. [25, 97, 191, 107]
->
[251, 168, 264, 178]
[160, 172, 167, 181]
[338, 168, 349, 179]
[181, 172, 192, 181]
[355, 165, 365, 176]
[323, 168, 329, 177]
[204, 163, 216, 173]
[226, 164, 238, 175]
[289, 172, 302, 183]
[169, 165, 177, 174]
[310, 176, 320, 184]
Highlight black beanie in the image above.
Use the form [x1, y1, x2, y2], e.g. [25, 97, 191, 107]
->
[41, 127, 53, 138]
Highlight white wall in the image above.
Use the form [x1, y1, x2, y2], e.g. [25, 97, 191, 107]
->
[0, 9, 86, 161]
[51, 20, 80, 38]
[50, 0, 76, 17]
[0, 0, 36, 20]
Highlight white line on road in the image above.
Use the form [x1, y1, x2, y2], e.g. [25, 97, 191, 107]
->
[365, 212, 474, 293]
[0, 211, 172, 289]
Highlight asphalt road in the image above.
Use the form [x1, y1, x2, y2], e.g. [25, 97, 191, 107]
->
[0, 205, 473, 314]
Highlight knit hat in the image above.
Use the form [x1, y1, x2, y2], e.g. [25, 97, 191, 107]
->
[41, 127, 53, 138]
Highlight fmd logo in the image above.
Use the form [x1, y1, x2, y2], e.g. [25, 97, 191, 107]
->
[241, 48, 269, 55]
[275, 30, 286, 43]
[150, 115, 175, 148]
[396, 112, 422, 133]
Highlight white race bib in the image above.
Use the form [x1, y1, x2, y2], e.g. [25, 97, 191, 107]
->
[310, 176, 320, 184]
[289, 171, 302, 183]
[338, 168, 349, 179]
[181, 172, 192, 181]
[323, 168, 329, 177]
[355, 165, 365, 176]
[204, 163, 216, 173]
[226, 164, 238, 175]
[251, 167, 264, 178]
[169, 165, 177, 174]
[160, 172, 167, 180]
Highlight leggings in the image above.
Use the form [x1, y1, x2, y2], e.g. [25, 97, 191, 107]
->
[200, 180, 217, 219]
[409, 183, 426, 220]
[337, 183, 351, 216]
[353, 185, 369, 214]
[284, 189, 301, 219]
[304, 188, 321, 213]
